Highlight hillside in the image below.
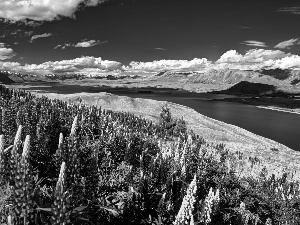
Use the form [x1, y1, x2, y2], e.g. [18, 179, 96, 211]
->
[216, 81, 277, 95]
[1, 85, 300, 224]
[0, 71, 16, 84]
[187, 68, 300, 86]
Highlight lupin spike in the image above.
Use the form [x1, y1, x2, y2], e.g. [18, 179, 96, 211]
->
[13, 125, 22, 150]
[0, 135, 4, 153]
[70, 116, 78, 136]
[21, 135, 30, 158]
[58, 133, 64, 149]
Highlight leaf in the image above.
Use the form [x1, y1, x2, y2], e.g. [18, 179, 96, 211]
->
[72, 206, 88, 213]
[36, 207, 52, 212]
[76, 217, 90, 221]
[95, 205, 120, 216]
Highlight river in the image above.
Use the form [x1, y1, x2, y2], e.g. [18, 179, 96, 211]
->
[16, 83, 300, 151]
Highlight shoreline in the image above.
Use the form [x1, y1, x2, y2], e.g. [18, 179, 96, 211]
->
[10, 81, 300, 115]
[256, 106, 300, 115]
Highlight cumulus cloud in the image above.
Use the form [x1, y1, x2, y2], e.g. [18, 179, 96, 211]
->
[74, 39, 105, 48]
[241, 40, 268, 47]
[0, 56, 122, 75]
[55, 39, 106, 49]
[126, 58, 211, 72]
[0, 0, 109, 22]
[0, 43, 15, 60]
[274, 38, 300, 49]
[54, 43, 72, 50]
[277, 7, 300, 15]
[30, 33, 52, 42]
[216, 49, 300, 70]
[24, 31, 33, 37]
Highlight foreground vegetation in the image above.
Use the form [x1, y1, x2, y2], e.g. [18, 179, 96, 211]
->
[0, 85, 299, 224]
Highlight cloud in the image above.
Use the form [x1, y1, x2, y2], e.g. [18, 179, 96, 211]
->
[154, 48, 167, 50]
[0, 0, 109, 22]
[24, 31, 33, 37]
[241, 40, 268, 47]
[2, 49, 300, 76]
[216, 49, 300, 70]
[54, 43, 72, 50]
[55, 39, 106, 49]
[0, 43, 15, 60]
[74, 40, 105, 48]
[126, 58, 211, 72]
[30, 33, 52, 42]
[274, 38, 300, 49]
[0, 56, 122, 75]
[278, 7, 300, 15]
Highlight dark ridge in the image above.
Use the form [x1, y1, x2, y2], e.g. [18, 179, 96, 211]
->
[155, 71, 167, 76]
[259, 69, 291, 80]
[137, 90, 154, 94]
[0, 71, 16, 84]
[217, 81, 277, 95]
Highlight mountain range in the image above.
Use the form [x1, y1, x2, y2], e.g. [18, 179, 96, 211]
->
[1, 68, 300, 93]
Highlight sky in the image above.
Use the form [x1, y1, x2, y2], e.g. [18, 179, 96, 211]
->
[0, 0, 300, 75]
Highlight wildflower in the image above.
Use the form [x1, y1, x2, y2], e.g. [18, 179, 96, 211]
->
[56, 162, 66, 193]
[13, 125, 22, 153]
[12, 135, 34, 221]
[200, 187, 220, 224]
[58, 133, 63, 150]
[70, 116, 78, 136]
[174, 174, 197, 225]
[51, 162, 70, 225]
[265, 218, 272, 225]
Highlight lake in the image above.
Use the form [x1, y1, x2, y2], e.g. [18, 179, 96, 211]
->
[17, 83, 300, 151]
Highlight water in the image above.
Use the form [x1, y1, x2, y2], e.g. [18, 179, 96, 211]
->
[18, 83, 300, 150]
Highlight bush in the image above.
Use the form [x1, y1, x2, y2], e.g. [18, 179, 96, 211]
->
[159, 105, 187, 137]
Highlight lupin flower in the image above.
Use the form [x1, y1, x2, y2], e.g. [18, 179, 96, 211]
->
[51, 162, 70, 225]
[70, 116, 78, 136]
[200, 187, 220, 224]
[265, 218, 272, 225]
[13, 125, 22, 153]
[12, 135, 34, 222]
[174, 174, 197, 225]
[7, 215, 12, 225]
[0, 135, 4, 172]
[21, 135, 30, 158]
[56, 162, 66, 193]
[58, 133, 64, 150]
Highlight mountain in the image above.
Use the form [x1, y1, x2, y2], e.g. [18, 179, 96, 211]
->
[216, 81, 277, 95]
[187, 68, 300, 85]
[0, 71, 17, 84]
[154, 68, 300, 88]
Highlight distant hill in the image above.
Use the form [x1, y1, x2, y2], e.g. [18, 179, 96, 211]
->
[216, 81, 277, 95]
[0, 71, 16, 84]
[153, 69, 300, 92]
[8, 74, 24, 83]
[188, 69, 261, 84]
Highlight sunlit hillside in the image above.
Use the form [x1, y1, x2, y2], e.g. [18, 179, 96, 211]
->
[0, 85, 300, 225]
